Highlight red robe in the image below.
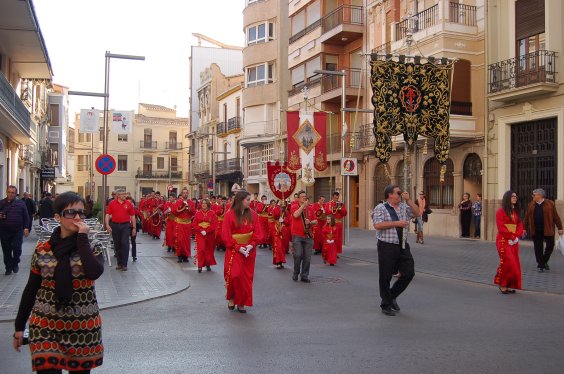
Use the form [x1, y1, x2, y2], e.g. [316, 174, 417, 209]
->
[193, 209, 218, 268]
[322, 225, 338, 265]
[151, 198, 164, 238]
[163, 201, 176, 248]
[213, 203, 227, 249]
[249, 199, 259, 212]
[256, 202, 270, 245]
[139, 198, 149, 234]
[313, 202, 327, 251]
[268, 205, 285, 265]
[325, 201, 347, 254]
[221, 209, 263, 307]
[281, 208, 292, 253]
[494, 208, 523, 289]
[172, 198, 195, 258]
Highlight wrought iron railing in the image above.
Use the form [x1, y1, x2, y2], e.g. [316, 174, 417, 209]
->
[289, 19, 322, 44]
[0, 73, 31, 133]
[373, 42, 391, 54]
[136, 170, 183, 179]
[289, 75, 322, 97]
[215, 158, 242, 175]
[321, 68, 363, 94]
[193, 162, 211, 175]
[450, 101, 473, 116]
[165, 141, 182, 150]
[488, 50, 558, 93]
[322, 5, 364, 33]
[140, 140, 158, 149]
[449, 2, 477, 26]
[351, 124, 376, 151]
[227, 116, 241, 131]
[395, 5, 438, 41]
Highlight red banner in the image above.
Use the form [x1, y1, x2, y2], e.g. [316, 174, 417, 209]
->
[267, 162, 297, 201]
[313, 112, 327, 171]
[286, 111, 301, 171]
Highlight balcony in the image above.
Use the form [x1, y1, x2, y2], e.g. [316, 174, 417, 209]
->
[140, 140, 158, 149]
[290, 19, 322, 44]
[351, 124, 376, 152]
[373, 42, 391, 55]
[320, 5, 364, 45]
[488, 50, 558, 102]
[450, 101, 472, 116]
[289, 75, 322, 98]
[0, 73, 31, 143]
[193, 162, 211, 177]
[319, 69, 363, 103]
[218, 117, 241, 137]
[395, 5, 438, 41]
[136, 170, 184, 179]
[165, 141, 183, 150]
[215, 157, 243, 178]
[448, 2, 477, 26]
[240, 120, 278, 148]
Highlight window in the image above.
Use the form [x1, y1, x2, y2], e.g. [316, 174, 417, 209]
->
[247, 146, 262, 177]
[246, 62, 274, 87]
[451, 60, 472, 115]
[67, 128, 75, 153]
[118, 155, 128, 171]
[49, 104, 60, 126]
[157, 157, 165, 169]
[171, 157, 178, 172]
[291, 56, 321, 87]
[99, 128, 105, 142]
[424, 158, 454, 209]
[78, 133, 92, 143]
[118, 134, 128, 142]
[77, 155, 91, 171]
[143, 155, 152, 173]
[247, 21, 275, 45]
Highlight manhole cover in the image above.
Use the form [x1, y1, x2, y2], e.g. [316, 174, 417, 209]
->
[309, 276, 347, 284]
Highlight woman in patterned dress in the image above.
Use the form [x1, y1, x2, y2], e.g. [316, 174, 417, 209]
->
[13, 192, 105, 373]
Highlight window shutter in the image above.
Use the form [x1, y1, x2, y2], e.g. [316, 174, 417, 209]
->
[515, 0, 545, 40]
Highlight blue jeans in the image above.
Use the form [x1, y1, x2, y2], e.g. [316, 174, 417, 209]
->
[473, 215, 481, 238]
[0, 229, 24, 271]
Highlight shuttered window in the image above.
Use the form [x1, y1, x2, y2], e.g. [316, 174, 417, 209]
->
[515, 0, 545, 41]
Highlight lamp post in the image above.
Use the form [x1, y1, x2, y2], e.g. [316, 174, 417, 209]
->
[101, 52, 145, 226]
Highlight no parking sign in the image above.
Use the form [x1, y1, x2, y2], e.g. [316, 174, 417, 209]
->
[95, 154, 116, 175]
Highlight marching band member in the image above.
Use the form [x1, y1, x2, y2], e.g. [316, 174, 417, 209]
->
[268, 200, 285, 269]
[163, 193, 177, 253]
[193, 199, 217, 273]
[172, 188, 195, 263]
[140, 194, 150, 234]
[249, 192, 260, 212]
[322, 215, 338, 266]
[290, 191, 317, 283]
[257, 195, 270, 248]
[281, 199, 292, 254]
[325, 191, 347, 255]
[213, 196, 228, 251]
[150, 192, 164, 240]
[222, 190, 263, 313]
[313, 196, 327, 255]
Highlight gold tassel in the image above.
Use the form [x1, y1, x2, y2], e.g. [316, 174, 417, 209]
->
[423, 138, 428, 156]
[440, 164, 446, 182]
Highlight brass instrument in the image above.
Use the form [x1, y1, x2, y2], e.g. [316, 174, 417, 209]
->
[301, 202, 313, 238]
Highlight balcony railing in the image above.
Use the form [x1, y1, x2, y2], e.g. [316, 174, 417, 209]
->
[351, 124, 376, 151]
[450, 101, 473, 116]
[290, 19, 322, 44]
[165, 141, 183, 150]
[193, 162, 211, 175]
[322, 5, 364, 33]
[218, 116, 242, 136]
[136, 170, 183, 179]
[140, 140, 158, 149]
[373, 42, 391, 54]
[0, 73, 31, 134]
[321, 68, 363, 94]
[215, 158, 242, 175]
[449, 2, 477, 26]
[488, 50, 558, 94]
[395, 5, 438, 41]
[289, 75, 322, 97]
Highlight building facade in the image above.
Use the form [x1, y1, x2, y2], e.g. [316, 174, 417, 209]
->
[0, 0, 52, 199]
[242, 0, 290, 198]
[485, 0, 564, 239]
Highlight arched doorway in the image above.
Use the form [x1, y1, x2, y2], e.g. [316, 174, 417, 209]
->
[373, 163, 391, 204]
[396, 160, 412, 194]
[463, 153, 483, 197]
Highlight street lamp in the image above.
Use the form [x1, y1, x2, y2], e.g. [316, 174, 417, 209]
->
[101, 51, 145, 226]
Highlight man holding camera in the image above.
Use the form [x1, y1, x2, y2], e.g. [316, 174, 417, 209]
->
[0, 186, 30, 275]
[290, 191, 317, 283]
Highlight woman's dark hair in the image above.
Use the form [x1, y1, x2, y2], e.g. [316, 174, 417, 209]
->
[501, 190, 520, 220]
[232, 190, 253, 225]
[327, 214, 336, 226]
[53, 191, 86, 215]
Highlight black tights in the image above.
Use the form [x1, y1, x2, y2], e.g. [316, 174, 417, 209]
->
[37, 370, 91, 374]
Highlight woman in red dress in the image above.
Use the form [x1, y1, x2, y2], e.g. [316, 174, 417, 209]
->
[322, 215, 338, 266]
[163, 194, 177, 253]
[193, 199, 217, 273]
[222, 191, 263, 313]
[494, 190, 523, 294]
[269, 201, 285, 269]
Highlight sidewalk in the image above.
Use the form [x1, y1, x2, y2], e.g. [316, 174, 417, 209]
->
[344, 229, 564, 295]
[0, 231, 191, 322]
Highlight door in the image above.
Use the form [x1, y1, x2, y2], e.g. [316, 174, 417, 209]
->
[349, 176, 359, 227]
[511, 118, 557, 214]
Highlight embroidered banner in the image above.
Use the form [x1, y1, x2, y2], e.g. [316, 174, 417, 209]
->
[286, 111, 301, 171]
[267, 162, 297, 201]
[313, 111, 327, 172]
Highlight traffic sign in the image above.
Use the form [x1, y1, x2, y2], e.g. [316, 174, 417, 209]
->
[341, 157, 358, 176]
[167, 184, 174, 192]
[95, 154, 116, 175]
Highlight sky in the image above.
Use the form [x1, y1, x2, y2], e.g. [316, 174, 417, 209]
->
[33, 0, 245, 122]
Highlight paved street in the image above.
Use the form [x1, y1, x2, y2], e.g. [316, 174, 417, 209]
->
[1, 229, 564, 373]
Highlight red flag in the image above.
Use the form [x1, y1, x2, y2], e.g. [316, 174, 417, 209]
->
[313, 112, 327, 171]
[286, 111, 301, 171]
[267, 162, 297, 201]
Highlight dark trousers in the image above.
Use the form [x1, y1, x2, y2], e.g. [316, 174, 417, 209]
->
[473, 215, 481, 238]
[460, 211, 472, 237]
[0, 229, 24, 271]
[533, 235, 555, 269]
[377, 240, 415, 309]
[111, 222, 131, 267]
[131, 232, 137, 259]
[38, 369, 90, 374]
[292, 235, 313, 279]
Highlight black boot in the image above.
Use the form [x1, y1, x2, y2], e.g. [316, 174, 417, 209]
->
[177, 256, 183, 263]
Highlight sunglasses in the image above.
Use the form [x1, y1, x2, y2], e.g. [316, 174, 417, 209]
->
[61, 209, 87, 219]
